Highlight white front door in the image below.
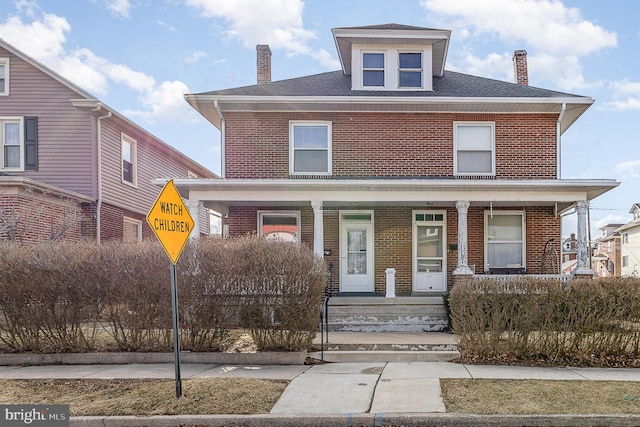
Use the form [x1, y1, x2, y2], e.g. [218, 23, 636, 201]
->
[340, 212, 374, 293]
[413, 211, 447, 292]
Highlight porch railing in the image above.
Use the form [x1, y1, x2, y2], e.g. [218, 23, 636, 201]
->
[473, 274, 571, 283]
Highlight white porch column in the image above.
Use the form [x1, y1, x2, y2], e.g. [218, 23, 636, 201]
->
[311, 200, 324, 259]
[185, 199, 202, 239]
[453, 200, 473, 275]
[574, 200, 594, 276]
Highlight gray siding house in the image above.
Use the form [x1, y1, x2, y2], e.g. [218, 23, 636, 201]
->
[0, 38, 216, 243]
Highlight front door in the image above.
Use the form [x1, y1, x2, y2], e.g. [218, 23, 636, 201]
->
[413, 211, 447, 292]
[340, 212, 374, 293]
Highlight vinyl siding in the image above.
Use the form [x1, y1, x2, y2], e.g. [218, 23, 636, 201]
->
[0, 46, 96, 196]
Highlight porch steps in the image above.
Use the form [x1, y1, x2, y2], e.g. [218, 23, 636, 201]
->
[324, 296, 449, 333]
[309, 331, 460, 363]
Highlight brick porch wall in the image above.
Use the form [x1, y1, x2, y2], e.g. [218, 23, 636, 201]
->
[99, 203, 154, 242]
[224, 204, 561, 294]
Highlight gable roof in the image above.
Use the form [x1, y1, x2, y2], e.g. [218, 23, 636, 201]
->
[0, 37, 216, 178]
[186, 69, 593, 133]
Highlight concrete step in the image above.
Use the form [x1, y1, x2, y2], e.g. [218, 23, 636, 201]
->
[308, 350, 460, 363]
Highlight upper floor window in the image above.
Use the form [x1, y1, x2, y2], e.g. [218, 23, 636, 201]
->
[0, 58, 9, 95]
[399, 52, 422, 88]
[622, 233, 629, 244]
[454, 122, 495, 176]
[1, 119, 21, 169]
[258, 211, 300, 243]
[121, 133, 137, 186]
[289, 121, 331, 176]
[362, 52, 385, 87]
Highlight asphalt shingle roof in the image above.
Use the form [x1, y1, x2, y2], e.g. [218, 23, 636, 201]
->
[199, 70, 587, 99]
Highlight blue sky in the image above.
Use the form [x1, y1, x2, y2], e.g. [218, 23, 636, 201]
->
[0, 0, 638, 237]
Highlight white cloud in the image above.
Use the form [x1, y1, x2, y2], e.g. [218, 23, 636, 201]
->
[615, 160, 640, 178]
[155, 19, 176, 33]
[421, 0, 616, 90]
[182, 0, 340, 69]
[185, 50, 208, 64]
[104, 0, 131, 18]
[604, 80, 640, 111]
[0, 7, 192, 123]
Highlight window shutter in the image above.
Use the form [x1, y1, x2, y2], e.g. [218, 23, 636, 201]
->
[24, 116, 38, 171]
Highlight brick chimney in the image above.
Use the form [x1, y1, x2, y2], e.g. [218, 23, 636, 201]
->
[512, 49, 528, 86]
[256, 44, 271, 84]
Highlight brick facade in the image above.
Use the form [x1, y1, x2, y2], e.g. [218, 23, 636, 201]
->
[224, 204, 561, 294]
[224, 112, 558, 180]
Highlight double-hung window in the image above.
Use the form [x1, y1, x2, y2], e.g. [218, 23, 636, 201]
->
[362, 52, 385, 87]
[289, 121, 331, 175]
[454, 122, 495, 176]
[1, 117, 22, 170]
[485, 211, 525, 271]
[0, 58, 8, 95]
[258, 211, 300, 243]
[121, 133, 137, 185]
[399, 52, 422, 88]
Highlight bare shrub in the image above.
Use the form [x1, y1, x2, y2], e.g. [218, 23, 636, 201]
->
[451, 277, 640, 364]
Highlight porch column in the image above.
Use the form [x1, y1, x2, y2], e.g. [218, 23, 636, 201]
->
[311, 200, 324, 259]
[574, 200, 594, 277]
[185, 199, 202, 239]
[453, 200, 473, 275]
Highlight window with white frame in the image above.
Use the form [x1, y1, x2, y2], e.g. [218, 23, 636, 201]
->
[123, 217, 142, 242]
[1, 117, 22, 170]
[0, 58, 8, 95]
[121, 133, 137, 185]
[454, 122, 495, 176]
[485, 211, 525, 270]
[362, 52, 385, 87]
[258, 211, 300, 243]
[622, 255, 629, 268]
[289, 121, 331, 175]
[398, 52, 422, 88]
[622, 233, 629, 244]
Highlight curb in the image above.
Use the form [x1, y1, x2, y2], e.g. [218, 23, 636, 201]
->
[0, 351, 307, 366]
[70, 413, 640, 427]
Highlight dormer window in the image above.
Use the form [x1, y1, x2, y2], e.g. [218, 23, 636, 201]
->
[363, 53, 385, 87]
[399, 52, 422, 88]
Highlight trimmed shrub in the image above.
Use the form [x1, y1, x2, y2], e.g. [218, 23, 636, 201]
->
[450, 277, 640, 365]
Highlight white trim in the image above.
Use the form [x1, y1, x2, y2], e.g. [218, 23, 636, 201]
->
[352, 45, 432, 91]
[339, 210, 375, 293]
[0, 58, 9, 96]
[120, 132, 138, 187]
[454, 121, 495, 176]
[257, 210, 301, 243]
[289, 121, 332, 176]
[0, 116, 24, 171]
[484, 210, 526, 272]
[123, 216, 143, 242]
[412, 210, 447, 291]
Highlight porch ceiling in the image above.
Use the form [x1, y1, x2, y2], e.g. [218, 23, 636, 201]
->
[158, 178, 619, 215]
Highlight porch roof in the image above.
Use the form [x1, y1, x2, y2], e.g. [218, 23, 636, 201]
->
[158, 178, 619, 215]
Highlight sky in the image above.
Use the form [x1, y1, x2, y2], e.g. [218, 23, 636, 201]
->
[0, 0, 638, 238]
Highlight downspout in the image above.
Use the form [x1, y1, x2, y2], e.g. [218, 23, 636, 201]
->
[94, 105, 112, 244]
[557, 103, 566, 179]
[214, 100, 225, 178]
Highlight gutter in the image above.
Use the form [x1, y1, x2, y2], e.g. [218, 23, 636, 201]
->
[93, 104, 112, 245]
[214, 100, 225, 178]
[557, 103, 566, 179]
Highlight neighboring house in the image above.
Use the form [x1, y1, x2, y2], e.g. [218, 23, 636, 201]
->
[619, 203, 640, 277]
[591, 224, 623, 277]
[176, 24, 618, 302]
[561, 233, 577, 274]
[0, 38, 216, 243]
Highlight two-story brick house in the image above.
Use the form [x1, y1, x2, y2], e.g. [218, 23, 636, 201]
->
[591, 224, 623, 278]
[0, 38, 216, 243]
[172, 24, 618, 330]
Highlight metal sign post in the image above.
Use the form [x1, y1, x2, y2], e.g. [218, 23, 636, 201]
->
[170, 262, 182, 398]
[146, 179, 194, 399]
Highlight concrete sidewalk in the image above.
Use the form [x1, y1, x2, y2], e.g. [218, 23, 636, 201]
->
[2, 361, 640, 426]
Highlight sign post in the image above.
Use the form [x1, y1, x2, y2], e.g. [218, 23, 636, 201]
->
[146, 179, 195, 398]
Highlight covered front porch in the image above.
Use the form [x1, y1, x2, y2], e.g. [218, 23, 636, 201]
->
[168, 177, 617, 294]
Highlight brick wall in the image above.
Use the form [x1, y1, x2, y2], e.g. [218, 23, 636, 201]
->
[0, 193, 85, 243]
[224, 112, 558, 179]
[100, 203, 154, 241]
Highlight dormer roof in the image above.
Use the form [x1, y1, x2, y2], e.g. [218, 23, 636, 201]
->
[332, 23, 451, 76]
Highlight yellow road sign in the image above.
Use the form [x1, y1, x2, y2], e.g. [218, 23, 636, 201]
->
[146, 179, 194, 264]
